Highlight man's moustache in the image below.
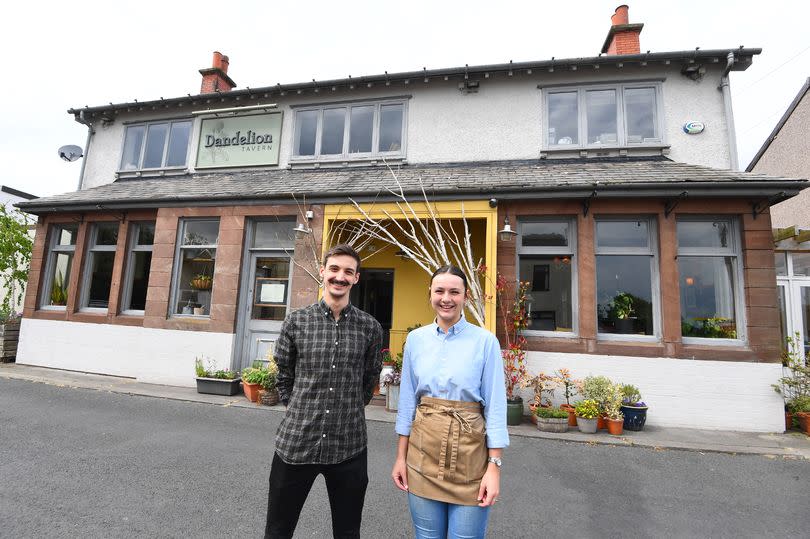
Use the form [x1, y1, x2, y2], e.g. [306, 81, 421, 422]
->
[329, 280, 350, 286]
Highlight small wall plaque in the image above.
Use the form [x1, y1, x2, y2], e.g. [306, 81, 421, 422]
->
[683, 121, 705, 134]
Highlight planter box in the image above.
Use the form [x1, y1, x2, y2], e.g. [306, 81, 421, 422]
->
[536, 417, 569, 433]
[0, 320, 21, 363]
[196, 377, 242, 396]
[386, 384, 400, 412]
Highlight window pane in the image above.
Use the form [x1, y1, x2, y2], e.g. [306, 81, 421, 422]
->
[252, 257, 290, 320]
[47, 253, 72, 306]
[349, 106, 374, 153]
[295, 110, 318, 156]
[136, 223, 155, 246]
[679, 256, 737, 338]
[774, 252, 787, 276]
[596, 220, 649, 249]
[121, 125, 145, 170]
[183, 220, 219, 246]
[175, 247, 216, 315]
[379, 104, 403, 152]
[625, 87, 657, 142]
[95, 223, 118, 246]
[87, 252, 115, 308]
[677, 221, 730, 249]
[519, 255, 573, 332]
[802, 287, 810, 356]
[56, 225, 78, 246]
[254, 221, 295, 248]
[596, 255, 653, 335]
[586, 89, 617, 144]
[521, 222, 569, 247]
[321, 108, 346, 155]
[143, 123, 169, 168]
[792, 252, 810, 276]
[777, 285, 787, 346]
[548, 92, 578, 145]
[166, 121, 191, 167]
[128, 251, 152, 311]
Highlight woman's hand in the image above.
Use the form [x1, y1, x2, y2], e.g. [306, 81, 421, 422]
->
[391, 457, 409, 492]
[477, 465, 500, 507]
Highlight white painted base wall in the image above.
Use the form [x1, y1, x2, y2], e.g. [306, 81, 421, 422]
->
[522, 352, 785, 433]
[16, 319, 235, 387]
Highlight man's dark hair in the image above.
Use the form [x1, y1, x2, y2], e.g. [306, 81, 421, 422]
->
[430, 265, 468, 292]
[323, 244, 361, 272]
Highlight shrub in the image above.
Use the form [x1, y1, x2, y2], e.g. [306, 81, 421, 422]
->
[534, 407, 568, 419]
[574, 399, 600, 419]
[620, 384, 643, 406]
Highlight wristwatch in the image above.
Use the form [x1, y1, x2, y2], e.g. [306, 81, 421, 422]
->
[487, 456, 502, 467]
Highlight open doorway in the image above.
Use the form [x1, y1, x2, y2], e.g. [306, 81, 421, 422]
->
[350, 268, 394, 349]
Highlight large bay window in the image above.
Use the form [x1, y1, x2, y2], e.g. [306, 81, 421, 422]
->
[121, 222, 155, 313]
[677, 219, 742, 341]
[517, 219, 576, 334]
[545, 83, 662, 148]
[120, 119, 192, 171]
[595, 218, 659, 338]
[40, 224, 79, 309]
[170, 219, 219, 317]
[79, 222, 119, 310]
[292, 100, 405, 160]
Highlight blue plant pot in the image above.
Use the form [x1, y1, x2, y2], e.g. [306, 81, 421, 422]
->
[621, 405, 648, 431]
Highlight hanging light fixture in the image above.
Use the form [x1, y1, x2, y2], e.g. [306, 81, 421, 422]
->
[293, 222, 311, 238]
[498, 216, 517, 242]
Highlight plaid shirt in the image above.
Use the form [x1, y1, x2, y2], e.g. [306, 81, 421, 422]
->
[274, 300, 383, 465]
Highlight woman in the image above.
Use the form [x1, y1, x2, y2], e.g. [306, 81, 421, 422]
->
[391, 265, 508, 539]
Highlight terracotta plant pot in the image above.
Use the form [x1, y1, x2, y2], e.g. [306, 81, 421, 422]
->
[528, 403, 538, 424]
[796, 412, 810, 435]
[597, 416, 608, 430]
[607, 418, 624, 436]
[242, 381, 262, 402]
[560, 404, 577, 427]
[785, 412, 793, 431]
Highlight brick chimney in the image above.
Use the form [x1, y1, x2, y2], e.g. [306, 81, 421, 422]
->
[601, 5, 644, 55]
[199, 51, 237, 94]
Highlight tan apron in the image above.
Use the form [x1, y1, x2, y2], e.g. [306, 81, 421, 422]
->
[406, 396, 488, 506]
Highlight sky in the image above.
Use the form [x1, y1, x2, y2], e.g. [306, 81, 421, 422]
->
[2, 0, 809, 198]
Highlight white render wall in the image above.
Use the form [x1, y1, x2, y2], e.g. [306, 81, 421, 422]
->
[16, 318, 235, 387]
[79, 64, 733, 190]
[522, 351, 784, 433]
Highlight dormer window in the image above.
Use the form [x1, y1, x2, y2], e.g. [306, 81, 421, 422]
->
[544, 83, 662, 149]
[120, 119, 192, 171]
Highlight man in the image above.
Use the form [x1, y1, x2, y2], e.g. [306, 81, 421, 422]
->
[265, 244, 383, 539]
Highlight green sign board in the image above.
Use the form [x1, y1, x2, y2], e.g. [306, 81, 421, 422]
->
[196, 112, 283, 168]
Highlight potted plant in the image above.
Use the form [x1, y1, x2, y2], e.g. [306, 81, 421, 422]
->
[534, 406, 569, 433]
[522, 372, 559, 424]
[241, 360, 271, 402]
[574, 399, 600, 434]
[610, 291, 635, 334]
[496, 274, 530, 425]
[789, 395, 810, 434]
[555, 368, 582, 427]
[258, 356, 280, 406]
[194, 357, 241, 396]
[378, 348, 394, 396]
[582, 375, 613, 430]
[0, 310, 21, 363]
[382, 367, 401, 412]
[604, 383, 624, 435]
[50, 270, 67, 306]
[190, 272, 213, 291]
[772, 333, 810, 431]
[619, 383, 649, 431]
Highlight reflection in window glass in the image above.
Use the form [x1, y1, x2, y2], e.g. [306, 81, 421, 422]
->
[774, 252, 787, 276]
[183, 220, 219, 246]
[777, 285, 787, 346]
[166, 122, 192, 167]
[295, 110, 318, 156]
[379, 104, 403, 151]
[586, 89, 617, 144]
[175, 247, 217, 315]
[137, 223, 155, 245]
[349, 106, 374, 153]
[521, 222, 568, 247]
[792, 252, 810, 276]
[679, 256, 737, 338]
[143, 123, 169, 168]
[596, 255, 654, 335]
[87, 252, 115, 308]
[625, 87, 656, 142]
[124, 222, 154, 312]
[596, 220, 648, 248]
[48, 253, 72, 306]
[321, 108, 346, 155]
[96, 223, 119, 246]
[121, 125, 145, 171]
[677, 221, 730, 249]
[57, 226, 78, 246]
[801, 287, 810, 355]
[254, 221, 295, 248]
[42, 224, 78, 308]
[519, 255, 573, 332]
[548, 92, 578, 145]
[252, 257, 290, 320]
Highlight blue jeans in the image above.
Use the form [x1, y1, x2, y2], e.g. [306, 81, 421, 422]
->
[408, 493, 490, 539]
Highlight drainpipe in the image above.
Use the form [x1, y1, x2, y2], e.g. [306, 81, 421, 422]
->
[75, 110, 94, 191]
[719, 51, 739, 170]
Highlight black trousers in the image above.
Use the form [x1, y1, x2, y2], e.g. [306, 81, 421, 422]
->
[264, 449, 369, 539]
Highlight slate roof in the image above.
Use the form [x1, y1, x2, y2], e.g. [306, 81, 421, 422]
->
[17, 157, 808, 214]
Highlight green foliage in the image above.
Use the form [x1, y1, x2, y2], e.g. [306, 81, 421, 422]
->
[0, 205, 34, 313]
[194, 357, 238, 380]
[582, 375, 613, 408]
[610, 292, 635, 320]
[603, 383, 624, 420]
[534, 407, 568, 419]
[681, 317, 737, 339]
[773, 333, 810, 405]
[574, 399, 600, 419]
[620, 384, 643, 406]
[50, 270, 67, 306]
[787, 395, 810, 413]
[241, 358, 279, 390]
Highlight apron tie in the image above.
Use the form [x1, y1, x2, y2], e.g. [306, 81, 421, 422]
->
[421, 406, 474, 480]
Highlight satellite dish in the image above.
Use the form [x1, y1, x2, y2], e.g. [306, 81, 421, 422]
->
[58, 145, 84, 162]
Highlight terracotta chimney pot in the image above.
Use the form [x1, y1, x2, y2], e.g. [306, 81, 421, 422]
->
[611, 5, 629, 26]
[199, 51, 237, 94]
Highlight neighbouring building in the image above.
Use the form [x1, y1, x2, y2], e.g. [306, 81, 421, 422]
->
[1, 185, 37, 314]
[16, 6, 808, 431]
[747, 77, 810, 355]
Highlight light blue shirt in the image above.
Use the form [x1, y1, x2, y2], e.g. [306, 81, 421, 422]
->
[394, 316, 509, 448]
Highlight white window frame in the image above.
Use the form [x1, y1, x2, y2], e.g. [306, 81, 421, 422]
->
[595, 216, 661, 342]
[677, 217, 746, 346]
[775, 251, 810, 352]
[169, 218, 220, 318]
[39, 224, 79, 311]
[118, 118, 193, 172]
[290, 98, 407, 162]
[120, 222, 155, 315]
[543, 82, 664, 149]
[517, 217, 578, 337]
[78, 222, 120, 312]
